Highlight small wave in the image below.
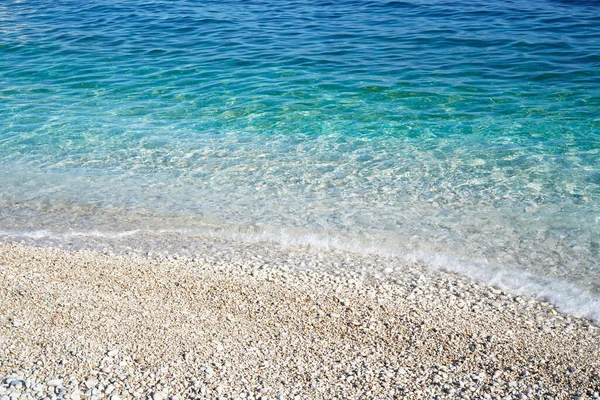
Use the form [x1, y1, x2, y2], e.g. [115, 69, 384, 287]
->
[1, 226, 598, 324]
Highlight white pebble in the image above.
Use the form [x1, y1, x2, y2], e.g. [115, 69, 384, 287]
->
[107, 350, 119, 357]
[9, 381, 24, 390]
[152, 392, 165, 400]
[47, 379, 63, 387]
[85, 379, 98, 389]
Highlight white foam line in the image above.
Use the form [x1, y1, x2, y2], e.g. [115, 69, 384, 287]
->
[190, 227, 600, 323]
[1, 227, 598, 323]
[0, 229, 142, 240]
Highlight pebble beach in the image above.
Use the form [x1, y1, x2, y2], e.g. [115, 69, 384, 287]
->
[1, 241, 599, 399]
[3, 0, 600, 398]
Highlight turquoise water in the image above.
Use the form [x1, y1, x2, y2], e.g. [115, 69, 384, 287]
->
[1, 0, 599, 318]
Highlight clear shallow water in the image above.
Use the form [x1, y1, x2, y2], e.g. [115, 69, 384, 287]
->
[1, 0, 599, 318]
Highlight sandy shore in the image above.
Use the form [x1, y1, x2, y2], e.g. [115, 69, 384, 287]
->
[1, 241, 599, 399]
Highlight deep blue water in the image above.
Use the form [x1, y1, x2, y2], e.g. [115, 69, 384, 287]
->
[1, 0, 599, 319]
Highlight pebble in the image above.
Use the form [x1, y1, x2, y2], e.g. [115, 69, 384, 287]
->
[151, 392, 165, 400]
[0, 242, 598, 399]
[70, 391, 81, 400]
[84, 379, 98, 389]
[107, 350, 119, 358]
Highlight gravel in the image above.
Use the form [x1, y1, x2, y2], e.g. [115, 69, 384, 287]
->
[1, 241, 599, 399]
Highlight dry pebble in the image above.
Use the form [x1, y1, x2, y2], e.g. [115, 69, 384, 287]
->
[1, 241, 600, 399]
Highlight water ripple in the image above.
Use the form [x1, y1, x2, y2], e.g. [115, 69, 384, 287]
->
[1, 0, 599, 314]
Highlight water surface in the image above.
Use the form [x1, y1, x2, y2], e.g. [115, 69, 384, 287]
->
[1, 0, 599, 319]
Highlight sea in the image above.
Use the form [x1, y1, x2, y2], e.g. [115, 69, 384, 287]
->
[1, 0, 599, 321]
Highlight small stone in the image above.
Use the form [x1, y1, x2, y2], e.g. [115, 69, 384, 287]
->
[152, 392, 165, 400]
[107, 349, 119, 357]
[9, 381, 25, 390]
[85, 379, 99, 389]
[47, 379, 63, 387]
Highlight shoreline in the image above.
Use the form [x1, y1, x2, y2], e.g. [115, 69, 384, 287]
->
[2, 229, 599, 325]
[1, 241, 599, 398]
